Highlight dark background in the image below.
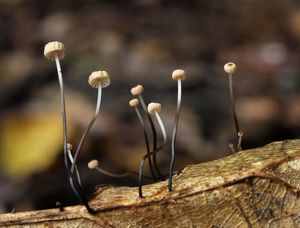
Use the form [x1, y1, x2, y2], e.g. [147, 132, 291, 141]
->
[1, 0, 300, 212]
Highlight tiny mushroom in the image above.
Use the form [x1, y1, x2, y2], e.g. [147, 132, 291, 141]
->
[88, 160, 99, 170]
[131, 85, 164, 180]
[147, 102, 166, 142]
[44, 41, 65, 61]
[129, 98, 140, 107]
[224, 62, 242, 151]
[224, 62, 237, 74]
[71, 70, 111, 176]
[131, 85, 144, 96]
[169, 69, 187, 192]
[88, 159, 140, 178]
[88, 71, 111, 88]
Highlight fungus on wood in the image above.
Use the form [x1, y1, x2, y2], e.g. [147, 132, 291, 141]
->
[1, 139, 300, 227]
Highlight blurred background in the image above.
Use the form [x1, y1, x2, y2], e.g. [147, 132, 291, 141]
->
[1, 0, 300, 212]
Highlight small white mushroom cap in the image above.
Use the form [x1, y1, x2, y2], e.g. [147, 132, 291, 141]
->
[172, 69, 187, 81]
[238, 131, 244, 137]
[129, 98, 139, 107]
[44, 41, 65, 61]
[131, 85, 144, 96]
[88, 71, 111, 88]
[67, 143, 73, 150]
[88, 160, 99, 169]
[148, 102, 162, 115]
[224, 62, 237, 74]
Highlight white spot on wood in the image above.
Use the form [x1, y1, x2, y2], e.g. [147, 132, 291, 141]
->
[288, 159, 300, 170]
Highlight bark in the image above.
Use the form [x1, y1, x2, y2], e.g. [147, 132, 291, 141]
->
[1, 139, 300, 227]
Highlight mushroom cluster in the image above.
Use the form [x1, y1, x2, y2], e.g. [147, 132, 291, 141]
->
[128, 69, 187, 197]
[44, 41, 243, 212]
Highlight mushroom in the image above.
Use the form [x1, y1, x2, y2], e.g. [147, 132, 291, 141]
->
[237, 131, 244, 152]
[131, 85, 164, 180]
[147, 103, 167, 144]
[169, 69, 187, 192]
[138, 102, 167, 198]
[88, 159, 129, 177]
[228, 143, 236, 154]
[71, 71, 111, 176]
[88, 159, 152, 179]
[224, 62, 243, 151]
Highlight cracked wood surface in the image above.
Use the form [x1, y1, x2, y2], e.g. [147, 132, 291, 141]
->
[1, 139, 300, 227]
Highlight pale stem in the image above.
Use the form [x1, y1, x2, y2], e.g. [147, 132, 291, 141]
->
[155, 112, 167, 144]
[228, 74, 240, 136]
[67, 148, 82, 186]
[94, 166, 153, 180]
[71, 86, 102, 173]
[169, 79, 182, 192]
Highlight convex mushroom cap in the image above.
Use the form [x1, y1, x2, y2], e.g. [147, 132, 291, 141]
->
[172, 69, 187, 81]
[88, 71, 111, 88]
[131, 85, 144, 96]
[148, 102, 162, 115]
[88, 160, 99, 169]
[224, 62, 237, 74]
[129, 98, 139, 107]
[44, 41, 65, 61]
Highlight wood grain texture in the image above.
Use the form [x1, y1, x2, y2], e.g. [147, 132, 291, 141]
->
[1, 139, 300, 227]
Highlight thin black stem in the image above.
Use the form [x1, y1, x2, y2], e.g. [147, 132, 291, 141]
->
[138, 144, 164, 197]
[138, 95, 164, 180]
[134, 106, 157, 180]
[55, 56, 95, 214]
[228, 74, 240, 136]
[169, 80, 181, 192]
[71, 87, 102, 174]
[139, 112, 167, 197]
[68, 148, 82, 185]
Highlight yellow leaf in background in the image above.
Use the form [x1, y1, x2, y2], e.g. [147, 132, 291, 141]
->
[0, 112, 73, 178]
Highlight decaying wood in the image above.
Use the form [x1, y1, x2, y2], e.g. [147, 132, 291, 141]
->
[2, 139, 300, 227]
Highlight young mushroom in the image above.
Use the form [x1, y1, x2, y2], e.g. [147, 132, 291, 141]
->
[224, 62, 243, 151]
[228, 143, 236, 154]
[88, 159, 153, 179]
[168, 69, 187, 192]
[138, 102, 167, 198]
[129, 98, 156, 179]
[237, 131, 244, 151]
[44, 41, 94, 213]
[88, 159, 130, 177]
[131, 85, 164, 180]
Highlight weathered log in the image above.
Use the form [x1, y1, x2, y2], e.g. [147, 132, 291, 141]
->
[1, 139, 300, 227]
